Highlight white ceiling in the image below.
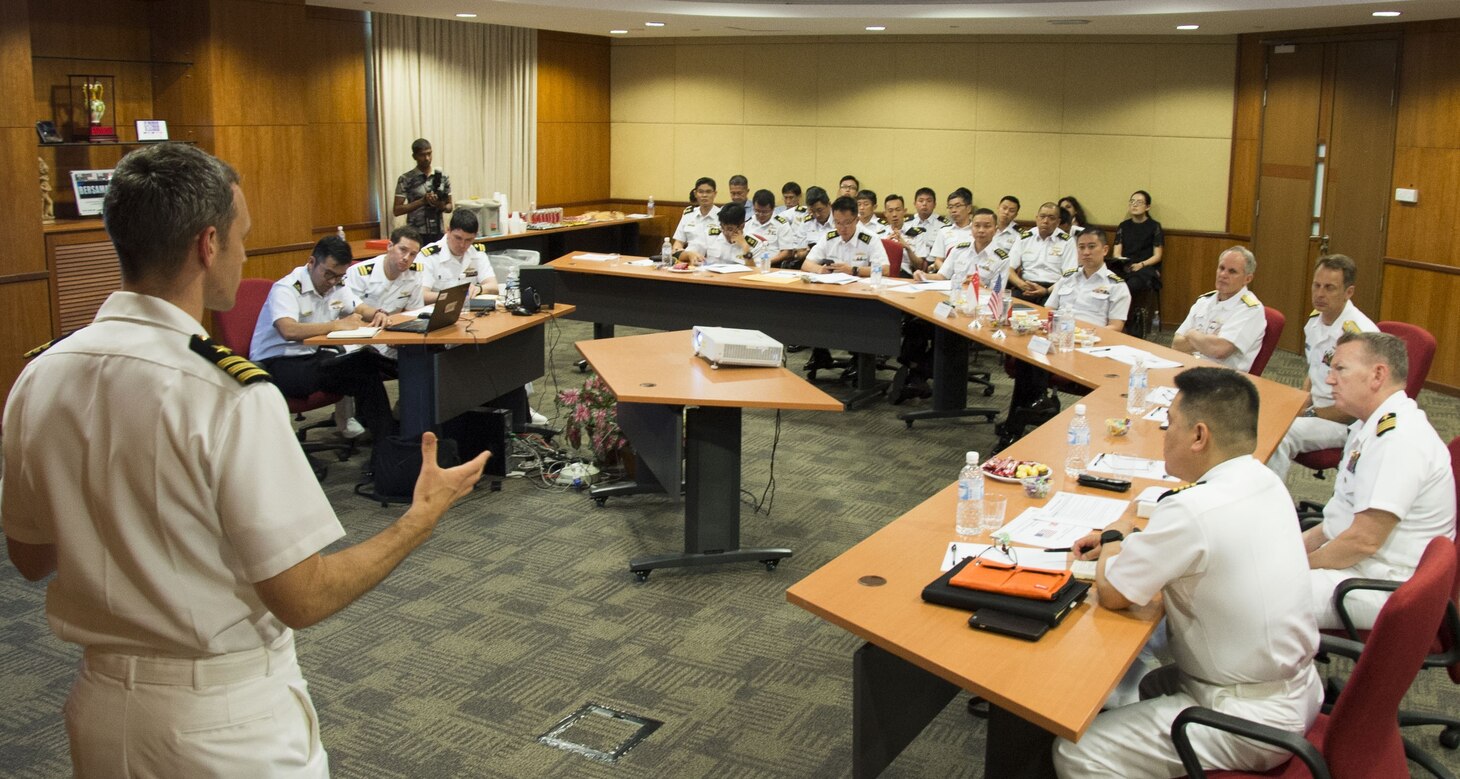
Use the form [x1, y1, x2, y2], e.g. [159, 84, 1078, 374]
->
[312, 0, 1460, 37]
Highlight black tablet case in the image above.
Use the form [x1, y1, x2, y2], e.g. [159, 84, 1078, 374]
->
[922, 557, 1092, 627]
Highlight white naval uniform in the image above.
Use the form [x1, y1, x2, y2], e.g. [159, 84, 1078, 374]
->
[686, 227, 756, 266]
[345, 254, 426, 359]
[904, 212, 950, 235]
[745, 215, 791, 255]
[992, 222, 1022, 254]
[1267, 302, 1379, 478]
[939, 241, 1010, 290]
[1175, 286, 1267, 373]
[858, 216, 891, 238]
[1309, 390, 1456, 629]
[2, 292, 344, 777]
[419, 236, 496, 294]
[672, 204, 722, 247]
[930, 222, 973, 264]
[250, 265, 362, 361]
[893, 224, 939, 275]
[1046, 266, 1132, 327]
[1008, 227, 1077, 286]
[798, 214, 834, 251]
[805, 227, 890, 271]
[1054, 456, 1321, 779]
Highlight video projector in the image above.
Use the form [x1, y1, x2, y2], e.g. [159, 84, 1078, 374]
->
[691, 326, 784, 369]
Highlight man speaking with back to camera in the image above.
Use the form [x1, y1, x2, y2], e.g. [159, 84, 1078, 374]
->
[2, 142, 488, 776]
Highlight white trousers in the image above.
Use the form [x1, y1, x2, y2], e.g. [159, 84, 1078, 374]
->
[1052, 664, 1322, 779]
[1267, 416, 1348, 479]
[65, 635, 328, 779]
[1310, 566, 1388, 630]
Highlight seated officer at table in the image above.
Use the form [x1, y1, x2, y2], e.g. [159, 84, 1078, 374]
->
[1172, 246, 1266, 373]
[884, 193, 931, 276]
[1303, 332, 1455, 630]
[785, 186, 833, 268]
[672, 177, 721, 252]
[776, 181, 803, 216]
[419, 210, 497, 303]
[679, 204, 760, 266]
[1266, 255, 1378, 479]
[856, 189, 890, 238]
[1055, 367, 1321, 778]
[993, 194, 1023, 254]
[802, 196, 890, 373]
[345, 226, 425, 363]
[249, 236, 395, 443]
[744, 190, 793, 266]
[1006, 201, 1076, 303]
[996, 229, 1129, 450]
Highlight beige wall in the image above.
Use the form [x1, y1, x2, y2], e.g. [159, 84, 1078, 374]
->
[610, 36, 1237, 232]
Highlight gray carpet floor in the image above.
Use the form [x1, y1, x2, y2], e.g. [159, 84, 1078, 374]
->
[2, 318, 1457, 777]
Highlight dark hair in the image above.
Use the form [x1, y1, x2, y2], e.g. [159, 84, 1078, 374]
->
[728, 174, 748, 188]
[1059, 195, 1088, 227]
[411, 138, 431, 155]
[1132, 190, 1153, 207]
[805, 186, 831, 207]
[718, 203, 746, 225]
[1315, 254, 1358, 288]
[831, 196, 858, 216]
[694, 176, 717, 192]
[449, 209, 479, 235]
[751, 189, 775, 208]
[972, 207, 996, 221]
[782, 181, 801, 196]
[311, 235, 353, 266]
[856, 189, 878, 205]
[884, 193, 905, 208]
[914, 187, 936, 201]
[1172, 367, 1259, 450]
[389, 225, 422, 245]
[947, 187, 972, 207]
[1000, 195, 1021, 209]
[104, 143, 241, 285]
[1077, 228, 1107, 246]
[839, 175, 859, 188]
[1337, 331, 1409, 384]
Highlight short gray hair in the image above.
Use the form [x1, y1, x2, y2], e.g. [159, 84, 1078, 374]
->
[1221, 245, 1257, 276]
[104, 143, 240, 285]
[1337, 331, 1409, 385]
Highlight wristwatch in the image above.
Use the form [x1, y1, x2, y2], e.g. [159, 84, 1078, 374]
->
[1099, 528, 1125, 545]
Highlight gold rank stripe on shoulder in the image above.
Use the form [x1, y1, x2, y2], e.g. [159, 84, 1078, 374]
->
[1376, 411, 1397, 437]
[857, 232, 872, 244]
[994, 248, 1008, 258]
[906, 226, 925, 237]
[955, 241, 972, 250]
[421, 245, 440, 255]
[826, 229, 839, 240]
[1199, 289, 1218, 299]
[23, 331, 73, 360]
[1107, 271, 1123, 283]
[773, 215, 788, 224]
[1342, 320, 1363, 334]
[683, 205, 695, 213]
[708, 226, 722, 236]
[1019, 229, 1033, 238]
[1158, 480, 1206, 501]
[1062, 268, 1077, 276]
[472, 242, 488, 252]
[1241, 292, 1259, 307]
[745, 235, 758, 246]
[293, 280, 304, 293]
[355, 263, 372, 276]
[189, 335, 271, 385]
[1308, 309, 1321, 318]
[410, 261, 423, 272]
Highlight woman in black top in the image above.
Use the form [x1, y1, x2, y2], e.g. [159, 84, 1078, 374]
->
[1058, 195, 1088, 234]
[1114, 189, 1164, 293]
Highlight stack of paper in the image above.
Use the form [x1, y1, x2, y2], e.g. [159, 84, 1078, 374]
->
[1087, 453, 1179, 482]
[997, 492, 1132, 548]
[941, 542, 1071, 573]
[806, 272, 859, 285]
[705, 264, 756, 274]
[573, 252, 619, 262]
[1078, 344, 1182, 369]
[327, 327, 380, 339]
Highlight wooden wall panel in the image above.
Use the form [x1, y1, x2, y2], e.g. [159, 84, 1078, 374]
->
[27, 0, 152, 59]
[1226, 36, 1265, 238]
[1, 0, 47, 405]
[208, 0, 309, 126]
[537, 31, 610, 208]
[1380, 264, 1460, 390]
[1386, 146, 1460, 268]
[0, 280, 56, 401]
[213, 124, 309, 250]
[1395, 29, 1460, 150]
[305, 8, 370, 231]
[1158, 233, 1254, 330]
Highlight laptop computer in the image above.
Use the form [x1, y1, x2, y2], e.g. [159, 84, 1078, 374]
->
[385, 282, 469, 334]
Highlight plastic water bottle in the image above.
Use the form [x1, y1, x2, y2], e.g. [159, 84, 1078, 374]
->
[335, 225, 346, 242]
[660, 237, 673, 263]
[1055, 308, 1076, 352]
[1126, 354, 1149, 416]
[504, 266, 520, 308]
[870, 259, 883, 289]
[1066, 404, 1090, 479]
[1151, 308, 1161, 335]
[956, 451, 984, 537]
[647, 195, 655, 217]
[947, 265, 967, 308]
[757, 247, 770, 273]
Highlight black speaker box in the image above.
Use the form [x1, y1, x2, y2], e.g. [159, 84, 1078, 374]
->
[519, 265, 556, 308]
[441, 407, 510, 479]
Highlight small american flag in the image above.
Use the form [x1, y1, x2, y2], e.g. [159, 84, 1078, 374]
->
[987, 271, 1007, 323]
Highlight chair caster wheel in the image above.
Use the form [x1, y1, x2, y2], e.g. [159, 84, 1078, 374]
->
[983, 385, 996, 397]
[1439, 726, 1460, 749]
[593, 497, 608, 507]
[633, 569, 650, 582]
[904, 420, 915, 429]
[762, 559, 779, 572]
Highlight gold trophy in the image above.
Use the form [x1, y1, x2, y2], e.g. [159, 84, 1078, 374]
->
[70, 74, 117, 142]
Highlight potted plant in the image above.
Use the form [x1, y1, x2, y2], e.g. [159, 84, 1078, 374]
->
[556, 373, 630, 466]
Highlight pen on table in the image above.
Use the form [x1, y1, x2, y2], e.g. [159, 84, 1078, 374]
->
[1043, 547, 1072, 553]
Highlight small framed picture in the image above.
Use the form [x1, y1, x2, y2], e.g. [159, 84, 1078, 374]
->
[135, 120, 168, 141]
[35, 120, 62, 144]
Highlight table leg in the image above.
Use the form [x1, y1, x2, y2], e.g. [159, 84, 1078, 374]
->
[842, 353, 891, 410]
[852, 642, 958, 779]
[987, 703, 1057, 779]
[898, 327, 999, 428]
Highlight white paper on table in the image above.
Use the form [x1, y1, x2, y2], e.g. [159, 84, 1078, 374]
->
[573, 252, 619, 261]
[1087, 453, 1180, 482]
[1147, 386, 1178, 406]
[1039, 492, 1132, 526]
[941, 542, 1070, 572]
[401, 305, 432, 317]
[1000, 510, 1098, 548]
[1135, 486, 1167, 505]
[1079, 344, 1182, 369]
[864, 277, 910, 287]
[911, 280, 953, 292]
[1143, 406, 1170, 424]
[327, 327, 379, 339]
[626, 213, 650, 219]
[806, 272, 859, 285]
[625, 258, 657, 266]
[705, 263, 756, 274]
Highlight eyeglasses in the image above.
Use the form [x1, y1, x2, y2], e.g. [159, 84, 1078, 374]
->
[319, 267, 347, 284]
[972, 539, 1018, 567]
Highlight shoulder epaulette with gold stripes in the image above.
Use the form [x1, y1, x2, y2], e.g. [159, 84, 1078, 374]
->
[1342, 320, 1363, 334]
[472, 242, 488, 253]
[355, 262, 373, 276]
[857, 232, 872, 244]
[1199, 289, 1217, 299]
[1375, 411, 1397, 437]
[410, 261, 423, 272]
[1308, 309, 1320, 318]
[189, 335, 271, 385]
[1241, 292, 1260, 308]
[421, 245, 441, 256]
[1158, 480, 1205, 501]
[23, 330, 74, 360]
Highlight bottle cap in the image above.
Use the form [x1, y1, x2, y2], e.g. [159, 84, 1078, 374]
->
[1075, 404, 1087, 415]
[966, 451, 979, 464]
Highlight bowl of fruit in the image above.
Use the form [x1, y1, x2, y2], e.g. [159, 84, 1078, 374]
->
[981, 456, 1051, 483]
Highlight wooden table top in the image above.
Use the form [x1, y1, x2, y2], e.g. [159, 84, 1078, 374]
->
[303, 304, 575, 346]
[575, 330, 844, 412]
[549, 251, 893, 302]
[349, 217, 647, 260]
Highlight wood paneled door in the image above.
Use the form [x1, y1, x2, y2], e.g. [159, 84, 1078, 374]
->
[1252, 37, 1399, 351]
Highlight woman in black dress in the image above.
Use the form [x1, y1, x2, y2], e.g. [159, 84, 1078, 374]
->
[1114, 189, 1164, 294]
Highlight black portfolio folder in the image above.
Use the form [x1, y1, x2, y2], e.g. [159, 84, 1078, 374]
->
[921, 557, 1091, 628]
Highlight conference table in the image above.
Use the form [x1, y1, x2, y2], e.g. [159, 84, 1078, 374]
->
[348, 216, 646, 263]
[306, 304, 575, 438]
[577, 330, 843, 580]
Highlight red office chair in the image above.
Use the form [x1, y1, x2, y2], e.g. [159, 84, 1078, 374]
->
[1171, 536, 1457, 779]
[1295, 321, 1436, 479]
[881, 238, 903, 279]
[1247, 306, 1286, 377]
[213, 278, 353, 475]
